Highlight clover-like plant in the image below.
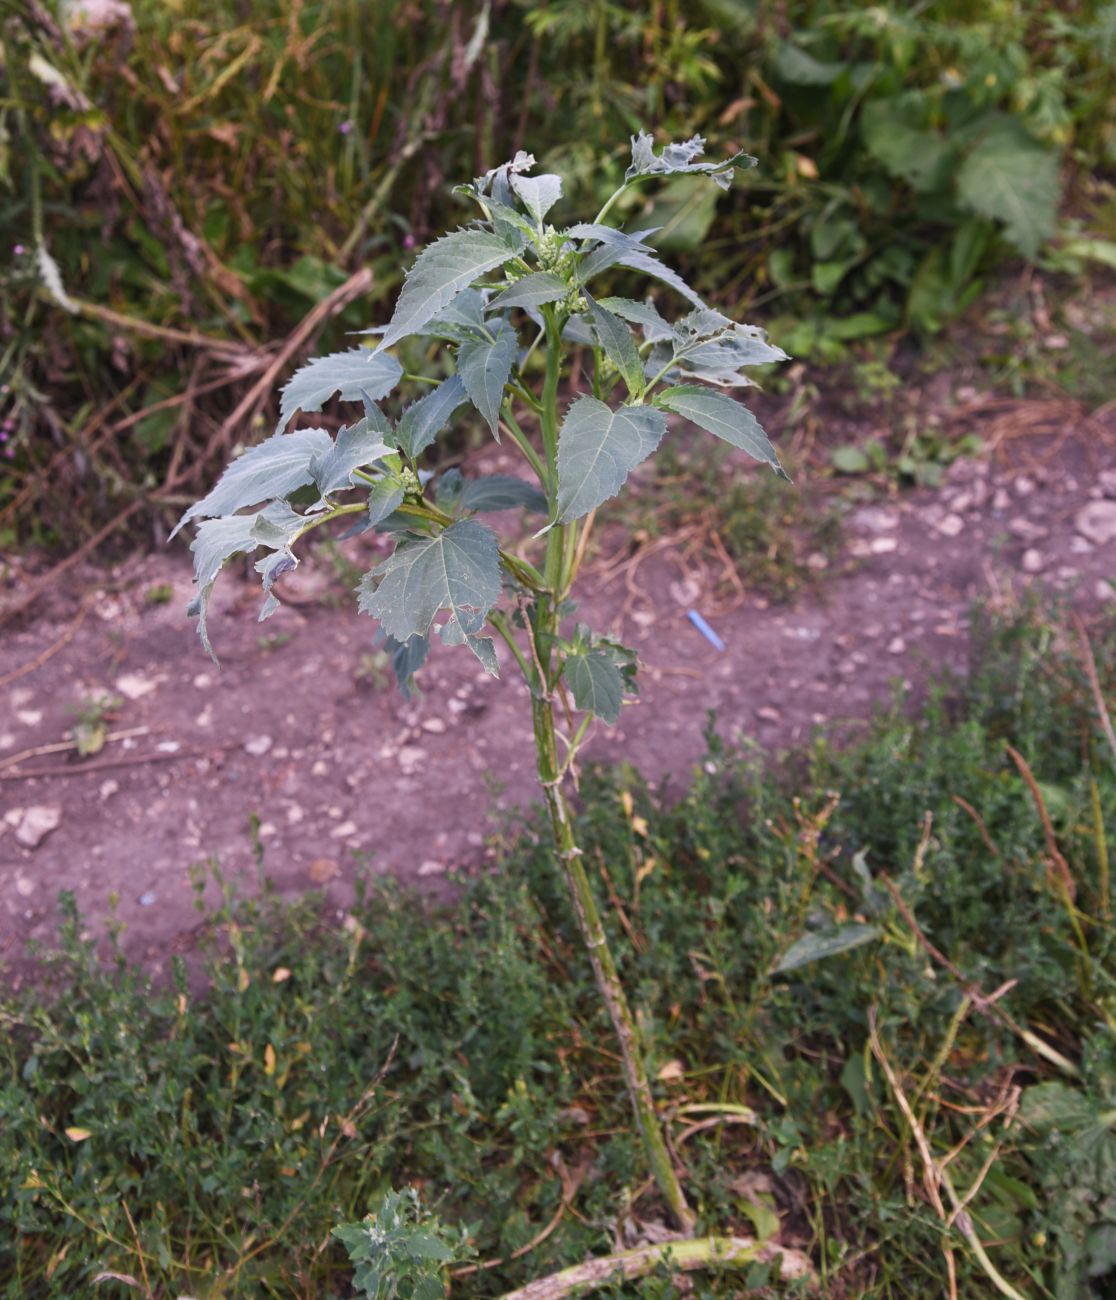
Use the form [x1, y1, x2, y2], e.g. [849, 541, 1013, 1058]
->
[177, 134, 787, 1240]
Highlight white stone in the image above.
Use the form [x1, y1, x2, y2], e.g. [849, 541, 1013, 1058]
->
[935, 514, 964, 537]
[16, 805, 61, 849]
[99, 779, 119, 800]
[244, 735, 273, 756]
[16, 709, 42, 727]
[887, 637, 906, 654]
[417, 860, 446, 876]
[115, 673, 156, 700]
[421, 717, 447, 734]
[1021, 549, 1046, 573]
[869, 536, 898, 554]
[329, 820, 358, 839]
[15, 875, 34, 896]
[1076, 501, 1116, 546]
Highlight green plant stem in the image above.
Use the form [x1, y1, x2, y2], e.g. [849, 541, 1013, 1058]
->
[521, 309, 696, 1233]
[532, 697, 695, 1233]
[500, 403, 549, 484]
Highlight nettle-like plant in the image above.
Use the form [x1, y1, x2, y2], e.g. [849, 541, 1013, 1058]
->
[177, 135, 787, 1258]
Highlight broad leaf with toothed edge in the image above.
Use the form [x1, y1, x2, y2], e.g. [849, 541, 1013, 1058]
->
[489, 272, 569, 312]
[626, 131, 755, 191]
[657, 385, 787, 478]
[309, 419, 394, 496]
[277, 349, 402, 432]
[376, 230, 522, 352]
[565, 650, 625, 724]
[358, 519, 503, 670]
[172, 428, 331, 538]
[396, 375, 467, 459]
[585, 293, 644, 397]
[556, 396, 667, 523]
[458, 324, 518, 438]
[510, 172, 562, 223]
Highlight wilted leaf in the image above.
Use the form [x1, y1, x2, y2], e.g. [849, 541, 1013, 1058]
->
[556, 396, 667, 522]
[65, 1127, 92, 1142]
[626, 131, 754, 191]
[172, 428, 330, 536]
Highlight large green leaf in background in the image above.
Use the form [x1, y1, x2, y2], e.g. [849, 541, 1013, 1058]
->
[957, 118, 1059, 259]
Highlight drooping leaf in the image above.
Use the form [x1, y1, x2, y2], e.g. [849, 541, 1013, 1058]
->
[396, 375, 467, 459]
[773, 924, 880, 974]
[384, 633, 429, 699]
[309, 419, 394, 496]
[488, 272, 569, 312]
[626, 131, 754, 191]
[556, 395, 667, 522]
[565, 649, 625, 724]
[187, 502, 306, 660]
[956, 118, 1059, 259]
[657, 385, 787, 478]
[172, 428, 331, 537]
[458, 475, 547, 514]
[510, 171, 563, 223]
[377, 229, 522, 351]
[597, 296, 673, 343]
[585, 293, 644, 397]
[458, 325, 518, 437]
[358, 519, 503, 667]
[277, 349, 402, 432]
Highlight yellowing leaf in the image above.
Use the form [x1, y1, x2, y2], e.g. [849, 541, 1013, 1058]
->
[272, 967, 292, 983]
[264, 1044, 277, 1076]
[631, 815, 649, 838]
[620, 790, 634, 818]
[65, 1127, 92, 1142]
[237, 968, 250, 992]
[657, 1060, 685, 1082]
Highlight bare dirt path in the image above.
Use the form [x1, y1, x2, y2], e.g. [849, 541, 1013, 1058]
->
[2, 419, 1114, 987]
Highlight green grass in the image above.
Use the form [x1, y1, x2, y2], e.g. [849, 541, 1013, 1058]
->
[2, 603, 1114, 1297]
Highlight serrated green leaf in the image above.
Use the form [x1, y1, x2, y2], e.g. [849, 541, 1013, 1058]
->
[172, 428, 331, 537]
[565, 649, 625, 724]
[396, 375, 467, 459]
[358, 519, 502, 665]
[378, 229, 521, 351]
[556, 395, 667, 522]
[585, 292, 644, 397]
[573, 225, 704, 305]
[367, 476, 406, 527]
[510, 172, 562, 223]
[957, 119, 1059, 259]
[309, 419, 393, 496]
[458, 475, 547, 513]
[458, 326, 518, 437]
[598, 296, 672, 342]
[277, 349, 402, 431]
[489, 272, 570, 312]
[657, 386, 786, 477]
[626, 131, 754, 191]
[773, 924, 880, 974]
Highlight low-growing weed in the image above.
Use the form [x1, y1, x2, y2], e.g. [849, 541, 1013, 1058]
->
[2, 604, 1113, 1296]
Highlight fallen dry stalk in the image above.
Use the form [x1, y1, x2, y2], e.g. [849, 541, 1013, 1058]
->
[496, 1235, 812, 1300]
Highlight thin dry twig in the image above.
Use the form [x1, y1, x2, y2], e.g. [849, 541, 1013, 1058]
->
[0, 726, 151, 774]
[952, 795, 1002, 861]
[1004, 744, 1076, 899]
[0, 595, 91, 687]
[1073, 613, 1116, 768]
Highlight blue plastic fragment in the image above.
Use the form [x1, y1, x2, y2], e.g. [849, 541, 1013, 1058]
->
[687, 610, 726, 652]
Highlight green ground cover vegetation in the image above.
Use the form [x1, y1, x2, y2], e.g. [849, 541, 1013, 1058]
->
[3, 602, 1114, 1297]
